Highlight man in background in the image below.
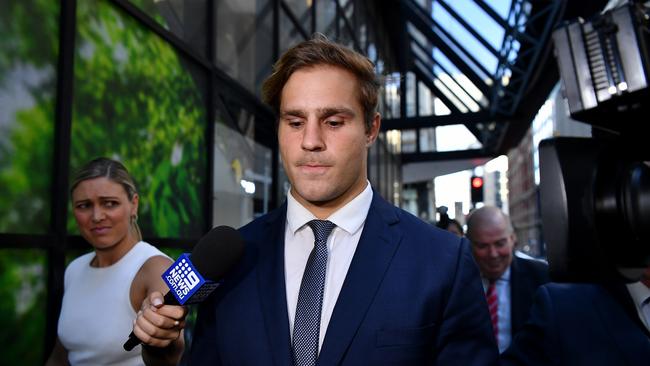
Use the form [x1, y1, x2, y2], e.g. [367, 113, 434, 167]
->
[466, 206, 549, 352]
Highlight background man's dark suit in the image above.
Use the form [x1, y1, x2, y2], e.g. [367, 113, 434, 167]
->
[502, 282, 650, 366]
[510, 255, 550, 335]
[189, 193, 499, 365]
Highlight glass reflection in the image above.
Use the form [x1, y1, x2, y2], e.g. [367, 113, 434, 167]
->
[0, 0, 58, 233]
[213, 120, 272, 228]
[0, 249, 47, 365]
[72, 0, 207, 238]
[216, 0, 273, 96]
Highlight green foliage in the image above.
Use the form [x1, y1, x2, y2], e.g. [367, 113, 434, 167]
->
[0, 250, 46, 365]
[69, 0, 207, 238]
[0, 0, 59, 233]
[127, 0, 168, 28]
[1, 0, 209, 364]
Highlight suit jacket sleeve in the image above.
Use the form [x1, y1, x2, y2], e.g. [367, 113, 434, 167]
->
[188, 293, 223, 366]
[501, 285, 560, 366]
[435, 238, 500, 365]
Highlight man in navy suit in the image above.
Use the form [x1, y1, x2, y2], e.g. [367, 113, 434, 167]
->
[466, 206, 549, 353]
[501, 274, 650, 366]
[133, 35, 498, 365]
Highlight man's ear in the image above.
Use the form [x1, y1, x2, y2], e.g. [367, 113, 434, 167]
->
[366, 112, 381, 146]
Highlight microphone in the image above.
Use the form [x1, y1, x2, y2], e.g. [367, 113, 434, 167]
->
[123, 225, 245, 351]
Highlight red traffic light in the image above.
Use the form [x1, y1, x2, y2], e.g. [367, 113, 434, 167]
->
[471, 176, 484, 189]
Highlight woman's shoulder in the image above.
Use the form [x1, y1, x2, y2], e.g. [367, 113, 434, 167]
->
[131, 241, 171, 260]
[65, 251, 94, 272]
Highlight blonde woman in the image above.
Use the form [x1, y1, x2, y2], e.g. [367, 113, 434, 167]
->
[46, 157, 185, 366]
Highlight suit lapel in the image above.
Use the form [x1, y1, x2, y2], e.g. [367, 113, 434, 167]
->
[509, 257, 524, 332]
[318, 194, 402, 365]
[597, 284, 650, 366]
[257, 203, 293, 366]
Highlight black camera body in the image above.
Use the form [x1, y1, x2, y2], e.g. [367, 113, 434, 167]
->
[542, 2, 650, 283]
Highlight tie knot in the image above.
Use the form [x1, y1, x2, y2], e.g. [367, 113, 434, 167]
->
[307, 220, 336, 244]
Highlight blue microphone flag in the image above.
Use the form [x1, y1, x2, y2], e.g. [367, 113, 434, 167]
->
[162, 253, 220, 305]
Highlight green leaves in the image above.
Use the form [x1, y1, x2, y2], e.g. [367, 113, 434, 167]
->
[69, 1, 206, 238]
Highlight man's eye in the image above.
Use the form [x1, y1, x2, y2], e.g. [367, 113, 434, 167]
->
[287, 120, 303, 128]
[326, 120, 343, 127]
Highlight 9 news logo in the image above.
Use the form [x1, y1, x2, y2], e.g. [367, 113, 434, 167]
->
[162, 254, 205, 304]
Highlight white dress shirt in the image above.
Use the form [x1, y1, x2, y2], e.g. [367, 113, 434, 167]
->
[626, 281, 650, 333]
[482, 267, 512, 353]
[285, 182, 373, 350]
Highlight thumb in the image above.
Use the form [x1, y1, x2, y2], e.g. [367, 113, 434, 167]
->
[148, 291, 165, 309]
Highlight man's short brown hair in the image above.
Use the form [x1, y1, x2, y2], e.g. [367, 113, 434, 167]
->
[262, 35, 381, 131]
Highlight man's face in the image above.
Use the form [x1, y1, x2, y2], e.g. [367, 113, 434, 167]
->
[278, 65, 379, 217]
[470, 219, 515, 280]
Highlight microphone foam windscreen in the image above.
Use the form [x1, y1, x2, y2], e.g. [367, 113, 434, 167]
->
[190, 225, 245, 281]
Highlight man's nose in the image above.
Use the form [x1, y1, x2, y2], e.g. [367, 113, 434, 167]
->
[301, 119, 325, 151]
[488, 245, 499, 257]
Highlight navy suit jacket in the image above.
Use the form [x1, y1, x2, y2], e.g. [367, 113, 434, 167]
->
[502, 282, 650, 366]
[510, 256, 549, 336]
[189, 193, 499, 365]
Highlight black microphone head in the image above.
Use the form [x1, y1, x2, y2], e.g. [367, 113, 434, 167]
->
[190, 225, 245, 281]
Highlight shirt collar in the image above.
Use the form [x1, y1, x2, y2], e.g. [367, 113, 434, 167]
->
[286, 181, 373, 235]
[627, 281, 650, 307]
[482, 266, 511, 288]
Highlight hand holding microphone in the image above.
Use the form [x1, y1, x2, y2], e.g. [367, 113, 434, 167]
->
[125, 225, 245, 351]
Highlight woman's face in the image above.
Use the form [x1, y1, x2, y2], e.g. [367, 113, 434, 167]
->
[71, 177, 138, 251]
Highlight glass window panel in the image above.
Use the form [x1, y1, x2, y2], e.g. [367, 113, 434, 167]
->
[344, 1, 354, 22]
[418, 81, 433, 116]
[316, 0, 336, 40]
[433, 2, 498, 73]
[434, 30, 492, 85]
[213, 112, 272, 229]
[415, 58, 468, 113]
[411, 41, 433, 70]
[358, 23, 367, 51]
[385, 72, 401, 119]
[72, 0, 207, 238]
[0, 249, 47, 364]
[445, 0, 505, 51]
[284, 0, 312, 34]
[406, 72, 416, 117]
[401, 129, 417, 153]
[337, 1, 355, 47]
[419, 127, 436, 152]
[385, 129, 401, 154]
[407, 22, 432, 50]
[368, 136, 379, 186]
[486, 0, 513, 19]
[338, 18, 354, 48]
[280, 8, 307, 55]
[435, 124, 482, 152]
[367, 43, 377, 63]
[434, 97, 452, 116]
[433, 65, 480, 112]
[432, 49, 488, 106]
[356, 2, 367, 51]
[216, 0, 273, 96]
[0, 1, 59, 234]
[128, 0, 207, 57]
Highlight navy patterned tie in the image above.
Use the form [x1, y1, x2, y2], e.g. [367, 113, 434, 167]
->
[292, 220, 336, 366]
